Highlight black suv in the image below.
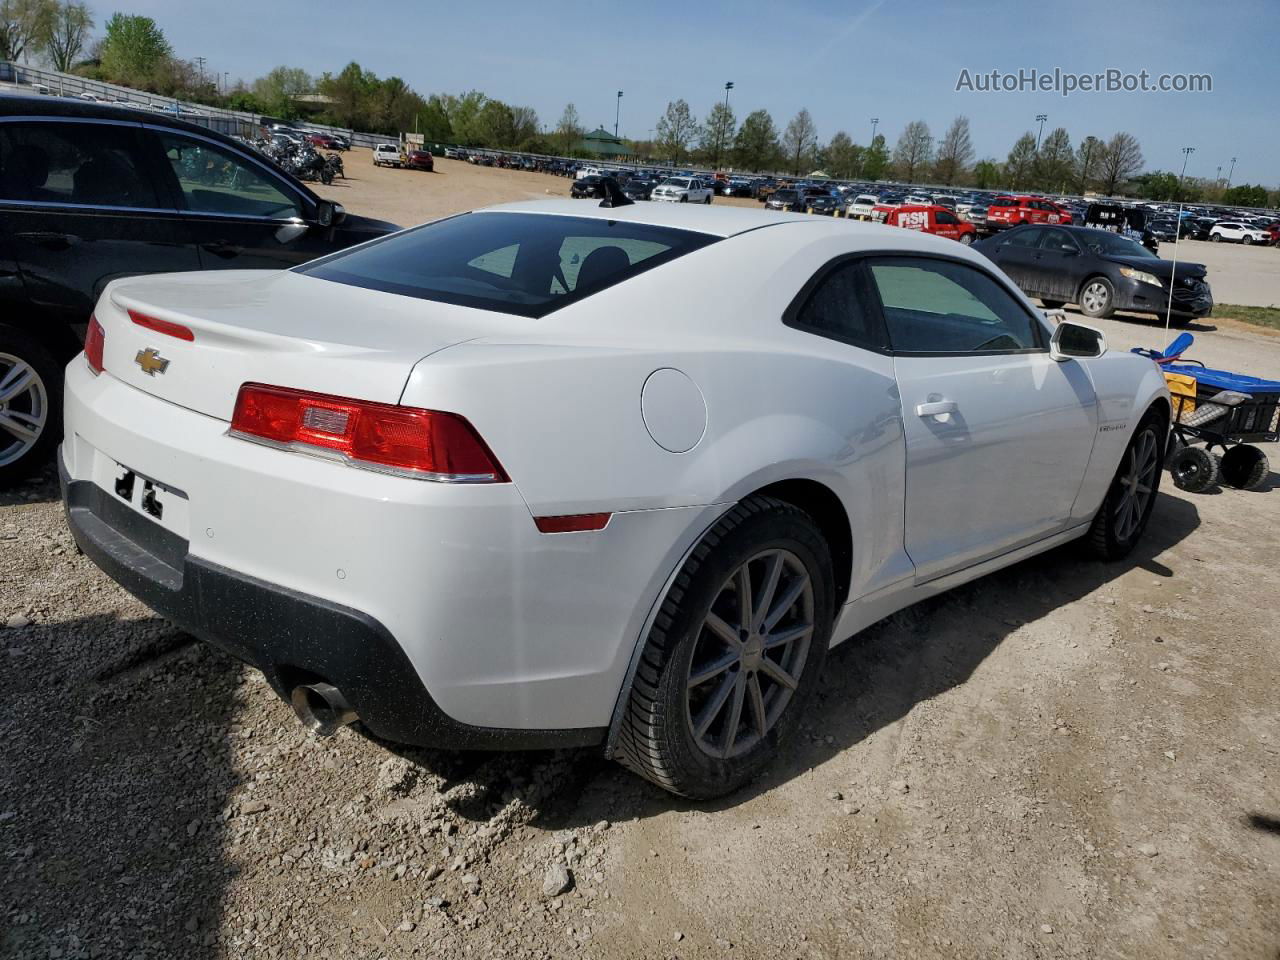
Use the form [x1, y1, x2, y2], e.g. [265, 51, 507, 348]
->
[0, 96, 400, 484]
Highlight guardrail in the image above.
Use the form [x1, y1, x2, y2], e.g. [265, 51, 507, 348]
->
[0, 61, 398, 148]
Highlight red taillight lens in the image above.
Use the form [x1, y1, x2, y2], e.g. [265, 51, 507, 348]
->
[229, 383, 508, 482]
[129, 309, 194, 342]
[84, 315, 105, 375]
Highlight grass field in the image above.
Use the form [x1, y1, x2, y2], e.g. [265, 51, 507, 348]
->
[1212, 303, 1280, 330]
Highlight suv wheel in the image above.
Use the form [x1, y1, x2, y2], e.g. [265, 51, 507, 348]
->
[0, 325, 61, 486]
[614, 496, 834, 798]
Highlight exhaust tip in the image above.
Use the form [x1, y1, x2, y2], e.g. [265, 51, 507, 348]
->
[291, 681, 358, 737]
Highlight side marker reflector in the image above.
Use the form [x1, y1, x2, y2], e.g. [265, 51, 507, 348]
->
[533, 513, 612, 534]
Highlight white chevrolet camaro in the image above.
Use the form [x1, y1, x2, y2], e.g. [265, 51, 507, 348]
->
[62, 198, 1169, 798]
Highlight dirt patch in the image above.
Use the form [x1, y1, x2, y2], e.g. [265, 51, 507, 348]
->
[4, 163, 1279, 959]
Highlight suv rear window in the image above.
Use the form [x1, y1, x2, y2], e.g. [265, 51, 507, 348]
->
[991, 196, 1018, 207]
[296, 211, 717, 318]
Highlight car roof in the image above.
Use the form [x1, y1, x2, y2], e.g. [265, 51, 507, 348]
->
[0, 92, 223, 139]
[466, 199, 1006, 254]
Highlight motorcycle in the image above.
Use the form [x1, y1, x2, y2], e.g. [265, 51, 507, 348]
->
[324, 153, 344, 180]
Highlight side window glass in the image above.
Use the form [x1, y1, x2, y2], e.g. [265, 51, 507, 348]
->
[0, 121, 161, 208]
[1039, 229, 1076, 252]
[868, 257, 1042, 354]
[158, 133, 301, 219]
[1003, 227, 1043, 248]
[935, 210, 958, 225]
[788, 260, 884, 349]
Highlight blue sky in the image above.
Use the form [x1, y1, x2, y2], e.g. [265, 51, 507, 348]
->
[127, 0, 1276, 184]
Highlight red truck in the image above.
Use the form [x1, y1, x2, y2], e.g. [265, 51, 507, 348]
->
[986, 195, 1073, 231]
[871, 204, 977, 244]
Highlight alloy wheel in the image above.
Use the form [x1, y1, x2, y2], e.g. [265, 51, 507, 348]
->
[685, 548, 814, 760]
[0, 352, 47, 468]
[1114, 427, 1159, 540]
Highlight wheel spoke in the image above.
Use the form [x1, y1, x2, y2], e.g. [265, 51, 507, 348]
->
[693, 672, 736, 739]
[764, 622, 812, 650]
[719, 672, 747, 757]
[746, 672, 767, 738]
[752, 552, 784, 631]
[758, 657, 798, 691]
[735, 565, 753, 634]
[687, 650, 738, 689]
[0, 364, 33, 404]
[704, 611, 741, 648]
[762, 573, 810, 633]
[0, 411, 40, 443]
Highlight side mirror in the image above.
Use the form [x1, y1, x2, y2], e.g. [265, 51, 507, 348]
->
[316, 200, 345, 227]
[1050, 320, 1107, 361]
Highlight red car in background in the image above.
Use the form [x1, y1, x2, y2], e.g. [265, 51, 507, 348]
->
[403, 149, 434, 171]
[871, 204, 978, 244]
[986, 195, 1073, 231]
[306, 133, 340, 149]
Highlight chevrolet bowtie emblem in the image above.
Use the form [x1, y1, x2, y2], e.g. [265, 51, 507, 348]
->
[134, 348, 170, 376]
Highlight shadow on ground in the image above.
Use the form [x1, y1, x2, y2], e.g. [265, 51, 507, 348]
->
[0, 614, 243, 959]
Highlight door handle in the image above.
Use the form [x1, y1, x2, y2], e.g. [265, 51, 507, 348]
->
[201, 241, 243, 259]
[16, 231, 78, 251]
[915, 400, 958, 418]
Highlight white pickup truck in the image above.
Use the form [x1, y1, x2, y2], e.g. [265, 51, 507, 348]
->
[651, 176, 713, 204]
[372, 143, 402, 168]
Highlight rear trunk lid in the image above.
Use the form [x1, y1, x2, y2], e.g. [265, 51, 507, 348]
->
[96, 269, 493, 422]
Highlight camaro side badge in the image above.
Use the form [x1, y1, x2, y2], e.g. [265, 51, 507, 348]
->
[135, 348, 170, 377]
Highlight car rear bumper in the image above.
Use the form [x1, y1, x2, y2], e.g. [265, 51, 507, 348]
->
[61, 456, 595, 750]
[61, 361, 723, 746]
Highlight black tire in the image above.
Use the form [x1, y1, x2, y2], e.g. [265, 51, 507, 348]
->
[1087, 410, 1166, 560]
[1040, 299, 1066, 309]
[959, 232, 974, 245]
[1220, 444, 1270, 490]
[1078, 276, 1116, 319]
[1242, 235, 1254, 245]
[0, 324, 62, 487]
[614, 496, 834, 798]
[1168, 444, 1219, 493]
[1210, 233, 1221, 242]
[680, 195, 688, 203]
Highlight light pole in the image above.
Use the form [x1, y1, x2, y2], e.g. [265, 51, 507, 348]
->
[715, 81, 733, 170]
[195, 56, 206, 88]
[1226, 156, 1237, 189]
[1035, 114, 1048, 150]
[1177, 145, 1195, 199]
[614, 91, 622, 139]
[870, 117, 879, 143]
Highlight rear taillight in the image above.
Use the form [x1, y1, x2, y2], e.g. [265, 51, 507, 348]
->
[229, 383, 508, 483]
[84, 315, 105, 375]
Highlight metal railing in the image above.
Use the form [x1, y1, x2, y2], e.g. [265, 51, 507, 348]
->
[0, 61, 397, 148]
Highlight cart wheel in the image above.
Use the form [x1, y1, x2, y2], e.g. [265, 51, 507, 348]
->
[1168, 445, 1219, 492]
[1220, 444, 1271, 491]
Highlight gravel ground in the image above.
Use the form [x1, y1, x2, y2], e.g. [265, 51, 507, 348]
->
[3, 156, 1280, 959]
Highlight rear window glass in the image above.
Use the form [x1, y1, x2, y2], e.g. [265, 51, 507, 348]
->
[991, 196, 1017, 207]
[296, 212, 717, 318]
